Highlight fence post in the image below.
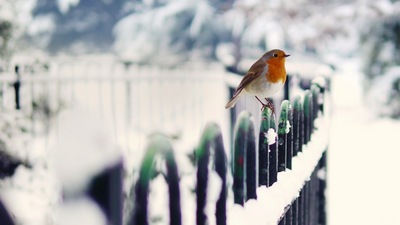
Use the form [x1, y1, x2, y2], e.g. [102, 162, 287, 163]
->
[0, 199, 14, 225]
[266, 110, 278, 187]
[196, 123, 227, 225]
[278, 100, 292, 171]
[13, 65, 21, 110]
[228, 87, 237, 143]
[303, 91, 313, 145]
[87, 160, 123, 225]
[318, 152, 327, 225]
[232, 111, 256, 205]
[257, 107, 278, 187]
[311, 85, 320, 124]
[312, 79, 327, 114]
[258, 107, 274, 186]
[292, 96, 301, 157]
[286, 103, 293, 171]
[129, 135, 181, 225]
[246, 119, 257, 201]
[284, 74, 291, 100]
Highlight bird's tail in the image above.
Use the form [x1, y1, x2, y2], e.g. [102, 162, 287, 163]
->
[225, 91, 243, 109]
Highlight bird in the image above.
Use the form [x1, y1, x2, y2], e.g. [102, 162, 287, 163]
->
[225, 49, 290, 112]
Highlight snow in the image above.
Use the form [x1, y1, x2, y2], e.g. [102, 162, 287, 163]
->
[189, 1, 213, 38]
[113, 1, 200, 64]
[56, 0, 80, 14]
[0, 166, 60, 225]
[216, 43, 237, 67]
[26, 14, 56, 47]
[0, 102, 122, 224]
[56, 197, 107, 225]
[285, 120, 291, 134]
[266, 128, 277, 145]
[48, 103, 121, 194]
[148, 175, 170, 225]
[328, 66, 400, 225]
[179, 175, 196, 225]
[0, 110, 33, 163]
[365, 66, 400, 117]
[26, 14, 56, 36]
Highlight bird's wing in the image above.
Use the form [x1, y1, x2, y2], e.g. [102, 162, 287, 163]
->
[232, 61, 265, 97]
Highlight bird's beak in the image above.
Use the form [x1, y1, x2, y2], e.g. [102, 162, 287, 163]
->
[284, 54, 290, 58]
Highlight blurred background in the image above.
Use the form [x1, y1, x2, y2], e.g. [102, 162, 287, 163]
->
[0, 0, 399, 225]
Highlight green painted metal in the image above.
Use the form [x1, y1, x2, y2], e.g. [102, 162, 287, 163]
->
[303, 90, 312, 119]
[292, 96, 302, 156]
[311, 84, 321, 123]
[278, 100, 291, 172]
[130, 134, 181, 225]
[259, 106, 279, 186]
[278, 100, 291, 135]
[232, 111, 255, 205]
[303, 90, 313, 144]
[196, 123, 227, 225]
[258, 107, 272, 186]
[196, 123, 222, 159]
[258, 107, 278, 187]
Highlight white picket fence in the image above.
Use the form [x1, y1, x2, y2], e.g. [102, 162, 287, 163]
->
[0, 60, 231, 154]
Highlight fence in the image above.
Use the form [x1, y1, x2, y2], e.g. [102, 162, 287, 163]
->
[0, 62, 230, 152]
[125, 80, 328, 225]
[0, 61, 328, 225]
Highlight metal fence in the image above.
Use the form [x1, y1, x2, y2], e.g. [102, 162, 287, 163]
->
[0, 61, 328, 225]
[125, 80, 327, 225]
[0, 62, 230, 152]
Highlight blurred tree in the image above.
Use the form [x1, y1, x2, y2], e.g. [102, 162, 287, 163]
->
[29, 0, 130, 54]
[0, 20, 13, 63]
[361, 14, 400, 118]
[0, 0, 37, 68]
[362, 15, 400, 82]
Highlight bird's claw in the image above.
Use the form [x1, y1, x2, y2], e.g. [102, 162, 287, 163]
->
[260, 98, 275, 115]
[256, 96, 275, 116]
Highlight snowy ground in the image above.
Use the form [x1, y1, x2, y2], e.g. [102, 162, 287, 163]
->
[328, 66, 400, 225]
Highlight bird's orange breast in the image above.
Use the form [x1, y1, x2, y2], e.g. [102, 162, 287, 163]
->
[265, 59, 287, 84]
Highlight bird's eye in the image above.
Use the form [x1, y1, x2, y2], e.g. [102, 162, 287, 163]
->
[273, 53, 278, 57]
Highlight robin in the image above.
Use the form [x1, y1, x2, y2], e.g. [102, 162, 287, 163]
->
[225, 49, 290, 112]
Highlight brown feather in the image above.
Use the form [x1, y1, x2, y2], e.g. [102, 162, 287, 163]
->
[231, 59, 265, 97]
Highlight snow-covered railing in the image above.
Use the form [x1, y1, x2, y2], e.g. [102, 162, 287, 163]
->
[0, 62, 328, 225]
[123, 81, 328, 225]
[227, 84, 328, 225]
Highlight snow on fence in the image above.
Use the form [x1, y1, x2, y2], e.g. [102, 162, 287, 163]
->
[0, 61, 329, 225]
[125, 81, 328, 225]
